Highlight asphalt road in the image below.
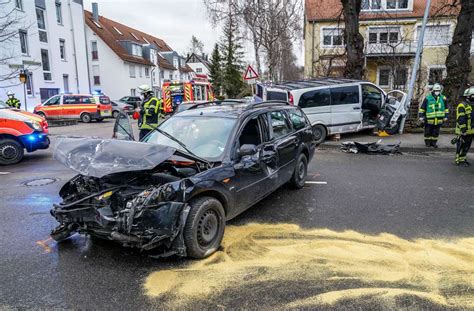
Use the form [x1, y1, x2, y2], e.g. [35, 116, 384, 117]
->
[0, 121, 473, 310]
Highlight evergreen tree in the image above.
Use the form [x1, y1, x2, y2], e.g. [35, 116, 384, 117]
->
[208, 43, 223, 97]
[220, 16, 245, 98]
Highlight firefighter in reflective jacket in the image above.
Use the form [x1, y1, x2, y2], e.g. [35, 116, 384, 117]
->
[6, 91, 21, 109]
[455, 86, 474, 166]
[418, 83, 449, 148]
[138, 84, 163, 140]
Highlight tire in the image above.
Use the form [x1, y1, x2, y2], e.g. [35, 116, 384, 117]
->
[0, 138, 24, 165]
[290, 153, 308, 189]
[184, 196, 225, 259]
[112, 110, 119, 119]
[80, 113, 92, 123]
[312, 124, 327, 145]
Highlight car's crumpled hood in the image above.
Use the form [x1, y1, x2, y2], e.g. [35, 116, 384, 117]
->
[54, 136, 176, 178]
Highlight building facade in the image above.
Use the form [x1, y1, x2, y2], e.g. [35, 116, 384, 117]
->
[0, 0, 89, 111]
[304, 0, 471, 98]
[186, 53, 211, 78]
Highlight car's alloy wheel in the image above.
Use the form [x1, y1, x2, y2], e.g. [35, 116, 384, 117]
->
[0, 139, 24, 165]
[80, 113, 91, 123]
[184, 196, 225, 259]
[290, 153, 308, 189]
[312, 124, 327, 145]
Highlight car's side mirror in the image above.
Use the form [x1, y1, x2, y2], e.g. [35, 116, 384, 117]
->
[238, 144, 257, 157]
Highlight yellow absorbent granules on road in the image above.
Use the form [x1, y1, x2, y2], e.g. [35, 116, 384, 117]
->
[144, 223, 474, 309]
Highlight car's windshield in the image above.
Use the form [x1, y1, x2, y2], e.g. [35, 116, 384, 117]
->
[143, 116, 236, 159]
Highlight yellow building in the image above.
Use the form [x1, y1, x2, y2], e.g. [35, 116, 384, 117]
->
[304, 0, 469, 99]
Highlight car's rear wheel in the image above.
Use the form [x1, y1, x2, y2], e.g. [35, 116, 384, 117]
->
[290, 153, 308, 189]
[184, 196, 225, 259]
[80, 113, 91, 123]
[0, 139, 24, 165]
[312, 124, 327, 145]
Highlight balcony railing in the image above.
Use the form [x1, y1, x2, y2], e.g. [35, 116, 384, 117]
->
[365, 40, 417, 57]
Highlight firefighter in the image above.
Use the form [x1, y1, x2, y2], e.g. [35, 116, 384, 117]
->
[455, 86, 474, 166]
[5, 91, 21, 109]
[138, 84, 163, 140]
[418, 83, 449, 148]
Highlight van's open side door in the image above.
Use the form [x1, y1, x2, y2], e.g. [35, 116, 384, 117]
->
[386, 90, 408, 134]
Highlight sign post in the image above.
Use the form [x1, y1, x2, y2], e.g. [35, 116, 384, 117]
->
[243, 65, 259, 96]
[19, 69, 28, 111]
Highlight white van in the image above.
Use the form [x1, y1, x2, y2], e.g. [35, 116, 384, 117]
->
[255, 82, 289, 103]
[272, 79, 407, 144]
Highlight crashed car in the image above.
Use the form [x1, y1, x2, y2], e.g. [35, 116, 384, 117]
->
[50, 101, 316, 258]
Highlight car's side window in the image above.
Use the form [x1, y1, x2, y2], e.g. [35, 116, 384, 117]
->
[238, 116, 263, 147]
[288, 109, 307, 131]
[44, 96, 61, 106]
[298, 88, 331, 108]
[63, 96, 76, 104]
[330, 86, 360, 105]
[269, 110, 292, 139]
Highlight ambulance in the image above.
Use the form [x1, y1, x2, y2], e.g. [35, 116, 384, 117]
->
[162, 75, 214, 113]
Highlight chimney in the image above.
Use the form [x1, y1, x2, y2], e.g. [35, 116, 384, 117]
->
[92, 2, 99, 22]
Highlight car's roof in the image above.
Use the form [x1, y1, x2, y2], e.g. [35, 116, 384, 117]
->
[271, 78, 365, 91]
[61, 93, 95, 96]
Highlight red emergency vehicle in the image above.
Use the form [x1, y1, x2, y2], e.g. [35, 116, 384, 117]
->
[0, 101, 49, 165]
[34, 93, 112, 123]
[162, 75, 214, 113]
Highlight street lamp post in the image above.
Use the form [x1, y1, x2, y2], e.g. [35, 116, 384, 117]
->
[19, 69, 29, 111]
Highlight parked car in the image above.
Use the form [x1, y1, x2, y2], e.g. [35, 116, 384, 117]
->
[268, 79, 407, 144]
[119, 96, 142, 108]
[34, 94, 113, 123]
[255, 82, 290, 103]
[111, 100, 134, 118]
[0, 101, 49, 165]
[50, 101, 316, 259]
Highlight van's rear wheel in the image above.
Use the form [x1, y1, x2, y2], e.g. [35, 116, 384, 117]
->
[184, 196, 225, 259]
[0, 139, 24, 165]
[312, 124, 327, 145]
[80, 113, 91, 123]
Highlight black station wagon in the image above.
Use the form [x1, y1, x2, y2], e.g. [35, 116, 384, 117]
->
[50, 101, 316, 258]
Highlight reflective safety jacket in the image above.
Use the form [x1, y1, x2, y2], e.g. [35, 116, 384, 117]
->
[140, 96, 164, 130]
[6, 97, 20, 109]
[419, 93, 448, 125]
[455, 100, 473, 135]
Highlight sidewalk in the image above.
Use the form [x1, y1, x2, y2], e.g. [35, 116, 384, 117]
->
[321, 132, 457, 153]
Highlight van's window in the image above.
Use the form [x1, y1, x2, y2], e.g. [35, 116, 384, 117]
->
[362, 84, 383, 110]
[99, 96, 110, 104]
[298, 88, 330, 108]
[44, 96, 60, 106]
[64, 96, 95, 105]
[267, 91, 287, 101]
[256, 84, 263, 98]
[269, 111, 291, 139]
[330, 86, 359, 105]
[288, 109, 307, 130]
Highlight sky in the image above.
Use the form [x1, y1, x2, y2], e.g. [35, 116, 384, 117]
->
[82, 0, 303, 66]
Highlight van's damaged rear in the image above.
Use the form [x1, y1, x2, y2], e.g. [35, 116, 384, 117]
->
[50, 137, 223, 258]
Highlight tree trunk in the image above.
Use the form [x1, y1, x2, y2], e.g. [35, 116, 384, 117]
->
[341, 0, 365, 79]
[251, 30, 262, 77]
[443, 0, 473, 123]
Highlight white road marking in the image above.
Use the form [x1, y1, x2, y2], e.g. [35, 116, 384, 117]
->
[305, 181, 327, 185]
[0, 172, 11, 175]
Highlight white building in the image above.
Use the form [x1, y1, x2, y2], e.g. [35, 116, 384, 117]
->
[186, 53, 211, 78]
[84, 4, 187, 100]
[0, 0, 90, 111]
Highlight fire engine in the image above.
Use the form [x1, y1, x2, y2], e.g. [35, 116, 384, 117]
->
[162, 75, 214, 113]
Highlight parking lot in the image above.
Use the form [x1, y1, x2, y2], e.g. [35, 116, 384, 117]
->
[1, 121, 473, 309]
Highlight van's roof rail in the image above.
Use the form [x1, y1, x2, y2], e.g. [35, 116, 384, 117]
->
[273, 78, 363, 90]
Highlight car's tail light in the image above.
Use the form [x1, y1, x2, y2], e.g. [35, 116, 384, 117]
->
[288, 92, 294, 105]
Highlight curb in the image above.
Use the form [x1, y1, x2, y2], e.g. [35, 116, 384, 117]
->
[319, 142, 456, 154]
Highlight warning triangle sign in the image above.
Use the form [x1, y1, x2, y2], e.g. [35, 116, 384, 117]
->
[243, 65, 259, 80]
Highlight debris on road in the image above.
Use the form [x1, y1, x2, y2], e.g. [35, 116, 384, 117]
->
[341, 140, 401, 155]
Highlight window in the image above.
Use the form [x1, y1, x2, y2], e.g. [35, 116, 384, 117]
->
[64, 96, 94, 104]
[93, 65, 100, 85]
[91, 41, 98, 60]
[130, 32, 140, 41]
[36, 8, 47, 43]
[418, 25, 451, 46]
[129, 64, 136, 78]
[44, 95, 60, 106]
[362, 0, 407, 10]
[387, 0, 408, 9]
[267, 91, 287, 101]
[15, 0, 23, 10]
[238, 117, 263, 146]
[378, 68, 390, 87]
[131, 89, 136, 96]
[299, 89, 331, 108]
[113, 26, 123, 35]
[132, 44, 142, 57]
[362, 84, 383, 109]
[55, 1, 62, 24]
[288, 109, 307, 131]
[428, 67, 445, 85]
[323, 28, 344, 46]
[368, 27, 400, 44]
[63, 75, 69, 93]
[145, 67, 150, 77]
[26, 72, 33, 95]
[19, 30, 28, 55]
[59, 39, 66, 60]
[173, 58, 179, 68]
[362, 0, 381, 10]
[160, 71, 164, 79]
[269, 111, 291, 139]
[330, 86, 359, 105]
[139, 66, 142, 77]
[41, 49, 51, 81]
[196, 68, 203, 73]
[393, 68, 408, 88]
[92, 20, 102, 29]
[369, 32, 378, 44]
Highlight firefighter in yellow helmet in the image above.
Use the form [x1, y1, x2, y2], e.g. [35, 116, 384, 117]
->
[418, 83, 449, 148]
[138, 84, 164, 140]
[455, 86, 474, 166]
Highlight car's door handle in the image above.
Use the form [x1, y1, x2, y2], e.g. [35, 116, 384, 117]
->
[353, 107, 361, 110]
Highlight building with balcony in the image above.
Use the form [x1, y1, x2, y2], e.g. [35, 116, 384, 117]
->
[304, 0, 466, 94]
[0, 0, 89, 111]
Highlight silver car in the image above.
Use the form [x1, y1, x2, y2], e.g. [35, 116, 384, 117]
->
[111, 100, 134, 118]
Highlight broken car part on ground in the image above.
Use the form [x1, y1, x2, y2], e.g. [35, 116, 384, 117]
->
[341, 140, 401, 155]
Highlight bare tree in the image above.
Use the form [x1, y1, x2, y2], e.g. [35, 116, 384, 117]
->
[187, 35, 205, 56]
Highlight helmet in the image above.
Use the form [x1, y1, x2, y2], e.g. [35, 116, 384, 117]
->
[432, 83, 442, 92]
[138, 84, 152, 94]
[7, 91, 14, 96]
[463, 86, 474, 97]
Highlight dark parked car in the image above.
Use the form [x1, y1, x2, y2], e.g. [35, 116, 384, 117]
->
[50, 101, 316, 259]
[119, 96, 142, 108]
[111, 100, 134, 118]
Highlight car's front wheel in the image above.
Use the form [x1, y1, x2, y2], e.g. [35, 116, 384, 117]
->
[184, 196, 225, 259]
[0, 139, 24, 165]
[290, 153, 308, 189]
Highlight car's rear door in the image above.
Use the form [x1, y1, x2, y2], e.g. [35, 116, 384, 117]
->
[329, 85, 362, 134]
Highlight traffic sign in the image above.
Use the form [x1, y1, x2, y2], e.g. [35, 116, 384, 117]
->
[243, 65, 259, 80]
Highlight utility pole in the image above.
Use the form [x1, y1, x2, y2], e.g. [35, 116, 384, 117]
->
[401, 0, 431, 133]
